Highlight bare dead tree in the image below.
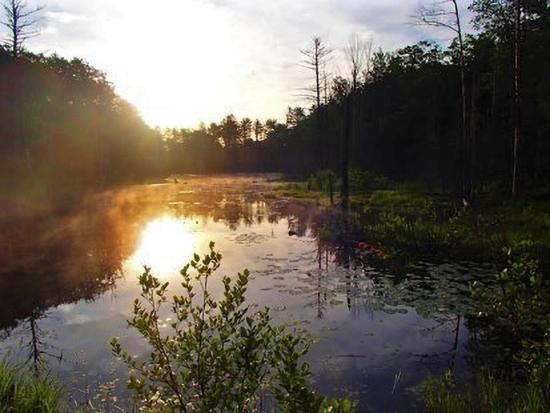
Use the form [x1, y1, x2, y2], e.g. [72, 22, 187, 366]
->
[322, 63, 330, 105]
[413, 0, 469, 198]
[300, 37, 332, 169]
[300, 37, 332, 109]
[341, 34, 373, 210]
[1, 0, 43, 57]
[345, 34, 373, 90]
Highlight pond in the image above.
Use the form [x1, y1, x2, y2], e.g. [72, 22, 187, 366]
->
[0, 175, 495, 412]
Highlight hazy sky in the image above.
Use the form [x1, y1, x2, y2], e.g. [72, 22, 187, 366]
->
[12, 0, 473, 127]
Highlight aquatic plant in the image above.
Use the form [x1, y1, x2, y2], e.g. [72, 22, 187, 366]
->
[112, 242, 356, 412]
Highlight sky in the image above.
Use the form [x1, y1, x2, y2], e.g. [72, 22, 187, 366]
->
[9, 0, 473, 128]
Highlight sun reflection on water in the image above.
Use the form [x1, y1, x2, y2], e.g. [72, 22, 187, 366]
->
[130, 217, 197, 277]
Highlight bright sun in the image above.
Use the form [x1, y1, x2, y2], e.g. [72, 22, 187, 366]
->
[130, 217, 197, 277]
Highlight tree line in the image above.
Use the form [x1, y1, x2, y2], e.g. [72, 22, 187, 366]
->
[1, 0, 548, 205]
[160, 0, 550, 201]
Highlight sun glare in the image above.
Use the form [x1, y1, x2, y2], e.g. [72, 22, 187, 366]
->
[130, 217, 197, 277]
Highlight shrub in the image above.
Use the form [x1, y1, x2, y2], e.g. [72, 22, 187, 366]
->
[348, 169, 391, 193]
[472, 241, 550, 381]
[112, 242, 356, 412]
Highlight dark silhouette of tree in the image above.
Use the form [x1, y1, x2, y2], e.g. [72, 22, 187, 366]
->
[345, 34, 373, 90]
[1, 0, 43, 57]
[220, 114, 240, 148]
[239, 117, 252, 142]
[286, 107, 306, 128]
[341, 34, 373, 210]
[413, 0, 469, 197]
[470, 0, 548, 196]
[0, 51, 164, 202]
[264, 118, 277, 138]
[253, 119, 264, 141]
[300, 37, 332, 168]
[512, 0, 521, 197]
[2, 3, 549, 204]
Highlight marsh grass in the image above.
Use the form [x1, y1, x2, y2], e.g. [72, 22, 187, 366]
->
[423, 369, 548, 413]
[274, 181, 324, 199]
[0, 362, 64, 413]
[275, 170, 550, 261]
[348, 183, 550, 261]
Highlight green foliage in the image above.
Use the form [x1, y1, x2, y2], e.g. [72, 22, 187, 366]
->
[348, 183, 550, 259]
[423, 368, 549, 413]
[348, 169, 391, 193]
[0, 362, 64, 413]
[307, 170, 339, 193]
[0, 51, 164, 204]
[318, 398, 357, 413]
[275, 182, 323, 199]
[423, 244, 550, 412]
[472, 242, 550, 381]
[358, 187, 472, 255]
[112, 242, 355, 412]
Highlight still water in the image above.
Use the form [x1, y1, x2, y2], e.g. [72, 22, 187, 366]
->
[0, 175, 493, 412]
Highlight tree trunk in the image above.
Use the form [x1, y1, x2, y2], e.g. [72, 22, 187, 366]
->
[341, 94, 351, 211]
[469, 72, 479, 200]
[314, 47, 324, 169]
[511, 0, 521, 197]
[451, 0, 469, 199]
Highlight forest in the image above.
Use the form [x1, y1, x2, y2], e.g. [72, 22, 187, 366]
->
[2, 1, 549, 207]
[1, 0, 549, 412]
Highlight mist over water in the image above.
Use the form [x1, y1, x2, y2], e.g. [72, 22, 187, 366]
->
[0, 175, 495, 411]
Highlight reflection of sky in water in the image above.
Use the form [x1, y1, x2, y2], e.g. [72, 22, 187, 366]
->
[0, 176, 491, 411]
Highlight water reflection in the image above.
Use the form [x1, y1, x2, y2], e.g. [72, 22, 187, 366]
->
[0, 175, 496, 411]
[129, 217, 197, 277]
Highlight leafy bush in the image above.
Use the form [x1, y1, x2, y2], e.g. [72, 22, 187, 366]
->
[0, 362, 64, 413]
[348, 169, 391, 193]
[472, 242, 550, 382]
[112, 242, 356, 412]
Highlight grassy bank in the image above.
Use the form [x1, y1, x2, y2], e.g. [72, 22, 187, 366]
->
[0, 363, 64, 412]
[274, 170, 550, 263]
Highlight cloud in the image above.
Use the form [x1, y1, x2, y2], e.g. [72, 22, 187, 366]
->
[1, 0, 474, 127]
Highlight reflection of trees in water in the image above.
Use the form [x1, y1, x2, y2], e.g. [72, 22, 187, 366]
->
[0, 202, 128, 331]
[0, 308, 63, 374]
[0, 177, 511, 403]
[26, 310, 63, 373]
[0, 180, 325, 334]
[307, 211, 489, 375]
[0, 239, 124, 332]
